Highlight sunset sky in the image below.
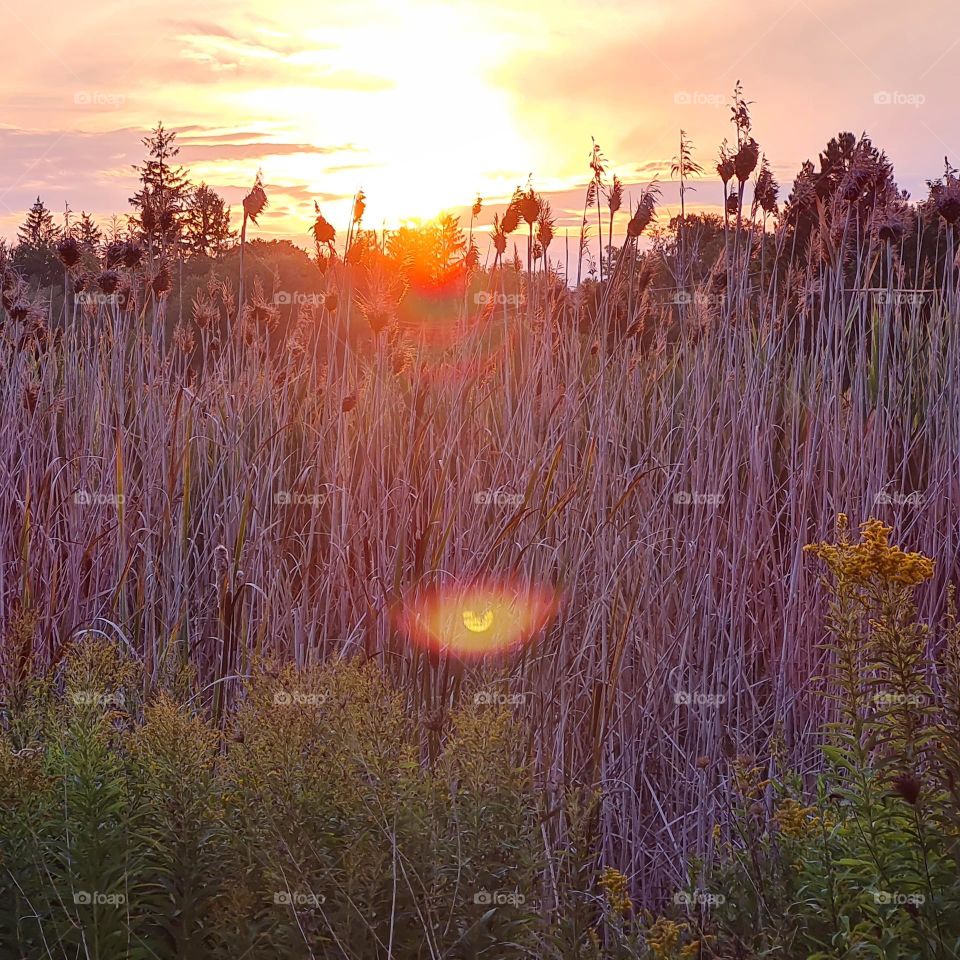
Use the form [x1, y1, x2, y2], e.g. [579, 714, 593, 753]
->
[1, 0, 958, 254]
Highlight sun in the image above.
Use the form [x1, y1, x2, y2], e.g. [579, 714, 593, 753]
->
[279, 3, 537, 226]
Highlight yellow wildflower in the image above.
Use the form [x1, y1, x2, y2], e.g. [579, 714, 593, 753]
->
[805, 517, 934, 587]
[773, 798, 816, 838]
[599, 866, 632, 916]
[647, 917, 688, 958]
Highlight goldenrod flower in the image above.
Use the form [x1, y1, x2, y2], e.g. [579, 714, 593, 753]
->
[805, 518, 934, 587]
[599, 866, 632, 916]
[773, 798, 816, 838]
[647, 917, 688, 958]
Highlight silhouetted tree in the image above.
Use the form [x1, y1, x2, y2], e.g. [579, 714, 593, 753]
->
[75, 212, 102, 251]
[129, 123, 191, 255]
[183, 184, 234, 258]
[12, 197, 61, 286]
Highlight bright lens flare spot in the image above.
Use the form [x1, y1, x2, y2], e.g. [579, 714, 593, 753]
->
[462, 608, 494, 633]
[395, 580, 559, 658]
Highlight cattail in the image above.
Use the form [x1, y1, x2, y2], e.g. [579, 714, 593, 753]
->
[537, 200, 556, 251]
[105, 240, 143, 270]
[936, 186, 960, 225]
[243, 174, 268, 224]
[932, 165, 960, 224]
[492, 214, 507, 255]
[502, 197, 521, 234]
[754, 158, 780, 215]
[324, 291, 338, 313]
[608, 176, 623, 216]
[97, 270, 121, 295]
[717, 144, 736, 186]
[353, 190, 366, 223]
[519, 188, 541, 226]
[312, 205, 336, 250]
[151, 262, 172, 297]
[105, 240, 126, 268]
[872, 206, 909, 244]
[734, 137, 760, 184]
[589, 137, 606, 181]
[627, 186, 659, 238]
[464, 240, 480, 270]
[122, 241, 144, 269]
[56, 236, 82, 268]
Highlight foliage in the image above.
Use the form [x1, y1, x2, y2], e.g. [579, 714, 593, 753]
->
[0, 645, 545, 959]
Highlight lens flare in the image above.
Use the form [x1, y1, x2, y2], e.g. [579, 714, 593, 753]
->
[394, 579, 559, 658]
[462, 608, 494, 632]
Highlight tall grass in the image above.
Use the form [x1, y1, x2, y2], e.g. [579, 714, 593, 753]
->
[3, 121, 960, 910]
[2, 243, 958, 907]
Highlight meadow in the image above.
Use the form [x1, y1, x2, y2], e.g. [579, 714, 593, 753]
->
[1, 97, 960, 957]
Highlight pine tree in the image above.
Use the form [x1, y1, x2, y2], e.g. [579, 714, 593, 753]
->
[17, 197, 60, 249]
[76, 212, 103, 252]
[182, 184, 234, 258]
[12, 197, 62, 286]
[129, 123, 191, 254]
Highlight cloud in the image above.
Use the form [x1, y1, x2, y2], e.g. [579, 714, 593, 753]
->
[177, 142, 356, 162]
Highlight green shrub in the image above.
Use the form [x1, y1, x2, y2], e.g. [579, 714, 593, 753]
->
[0, 647, 545, 959]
